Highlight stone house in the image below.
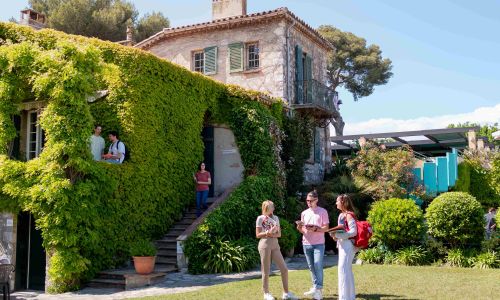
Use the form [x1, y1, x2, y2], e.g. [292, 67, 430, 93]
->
[135, 0, 336, 185]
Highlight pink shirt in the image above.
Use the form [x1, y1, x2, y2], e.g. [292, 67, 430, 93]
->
[301, 206, 329, 245]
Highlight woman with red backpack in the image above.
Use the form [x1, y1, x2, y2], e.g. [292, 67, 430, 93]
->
[330, 194, 358, 300]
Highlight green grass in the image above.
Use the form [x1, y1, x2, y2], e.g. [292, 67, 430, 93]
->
[132, 265, 499, 300]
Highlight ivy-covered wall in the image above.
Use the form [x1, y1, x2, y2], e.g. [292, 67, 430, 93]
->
[0, 23, 284, 292]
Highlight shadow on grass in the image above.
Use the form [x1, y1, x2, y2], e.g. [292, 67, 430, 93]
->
[323, 294, 416, 300]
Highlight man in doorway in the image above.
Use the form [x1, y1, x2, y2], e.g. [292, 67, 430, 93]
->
[103, 131, 125, 164]
[89, 125, 105, 161]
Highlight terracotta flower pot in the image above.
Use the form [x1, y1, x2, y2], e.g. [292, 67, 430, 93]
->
[133, 256, 156, 274]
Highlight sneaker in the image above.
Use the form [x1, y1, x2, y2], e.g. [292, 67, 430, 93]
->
[282, 291, 298, 300]
[264, 293, 275, 300]
[312, 289, 322, 300]
[304, 288, 316, 296]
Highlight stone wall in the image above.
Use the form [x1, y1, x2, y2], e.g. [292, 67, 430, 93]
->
[148, 20, 288, 101]
[0, 213, 16, 289]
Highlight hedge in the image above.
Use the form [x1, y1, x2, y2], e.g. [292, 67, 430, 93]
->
[0, 22, 286, 292]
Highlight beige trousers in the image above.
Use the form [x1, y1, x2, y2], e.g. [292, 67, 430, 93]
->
[258, 237, 289, 293]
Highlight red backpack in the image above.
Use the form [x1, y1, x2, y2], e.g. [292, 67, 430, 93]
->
[344, 212, 373, 249]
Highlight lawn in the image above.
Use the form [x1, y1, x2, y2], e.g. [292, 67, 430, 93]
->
[133, 264, 499, 300]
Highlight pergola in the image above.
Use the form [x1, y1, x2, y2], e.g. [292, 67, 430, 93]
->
[330, 127, 486, 157]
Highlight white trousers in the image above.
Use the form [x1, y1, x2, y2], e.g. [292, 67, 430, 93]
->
[338, 239, 356, 300]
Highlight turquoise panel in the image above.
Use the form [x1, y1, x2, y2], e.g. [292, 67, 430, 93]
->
[423, 162, 437, 196]
[447, 151, 457, 187]
[413, 168, 422, 183]
[437, 157, 448, 192]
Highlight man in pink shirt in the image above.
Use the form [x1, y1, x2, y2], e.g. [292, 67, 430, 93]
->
[296, 190, 329, 300]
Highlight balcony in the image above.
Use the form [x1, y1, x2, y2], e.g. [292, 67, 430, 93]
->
[292, 79, 336, 119]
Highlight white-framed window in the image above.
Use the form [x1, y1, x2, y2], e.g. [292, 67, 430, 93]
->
[246, 42, 260, 70]
[26, 110, 44, 160]
[192, 50, 204, 73]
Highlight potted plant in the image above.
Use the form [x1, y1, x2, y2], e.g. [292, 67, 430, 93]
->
[130, 239, 157, 275]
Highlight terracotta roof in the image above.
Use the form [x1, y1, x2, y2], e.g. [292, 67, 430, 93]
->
[135, 7, 333, 51]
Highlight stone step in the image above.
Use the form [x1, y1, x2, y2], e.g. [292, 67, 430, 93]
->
[157, 249, 176, 257]
[167, 228, 186, 234]
[156, 244, 176, 251]
[155, 264, 177, 273]
[163, 233, 181, 239]
[172, 224, 190, 230]
[156, 256, 177, 264]
[88, 278, 125, 289]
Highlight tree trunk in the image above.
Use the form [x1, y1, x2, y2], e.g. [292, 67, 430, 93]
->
[331, 114, 345, 136]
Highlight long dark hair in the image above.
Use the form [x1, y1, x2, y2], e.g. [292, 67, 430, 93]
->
[338, 194, 355, 213]
[198, 162, 207, 171]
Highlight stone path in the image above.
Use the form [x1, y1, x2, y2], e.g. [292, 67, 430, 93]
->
[12, 255, 337, 300]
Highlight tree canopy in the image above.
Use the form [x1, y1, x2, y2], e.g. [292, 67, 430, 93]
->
[28, 0, 169, 42]
[318, 25, 393, 135]
[448, 122, 499, 146]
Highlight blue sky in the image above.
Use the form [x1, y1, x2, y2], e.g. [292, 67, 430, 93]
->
[2, 0, 499, 134]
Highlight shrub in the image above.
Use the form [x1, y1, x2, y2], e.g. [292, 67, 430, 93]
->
[129, 239, 157, 257]
[278, 219, 299, 253]
[348, 144, 425, 200]
[357, 247, 385, 264]
[454, 162, 471, 193]
[367, 198, 426, 250]
[201, 238, 248, 273]
[446, 248, 469, 268]
[482, 231, 500, 253]
[472, 251, 499, 269]
[426, 192, 484, 248]
[394, 246, 429, 266]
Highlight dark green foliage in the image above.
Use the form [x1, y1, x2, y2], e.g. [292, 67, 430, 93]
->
[281, 115, 313, 196]
[278, 219, 300, 252]
[454, 162, 471, 193]
[357, 246, 385, 264]
[367, 198, 426, 250]
[426, 192, 485, 248]
[200, 238, 258, 274]
[0, 23, 284, 291]
[29, 0, 169, 42]
[129, 239, 156, 257]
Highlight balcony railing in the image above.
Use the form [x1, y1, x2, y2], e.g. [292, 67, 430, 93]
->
[293, 79, 336, 118]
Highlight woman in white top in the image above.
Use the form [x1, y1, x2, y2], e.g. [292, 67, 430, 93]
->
[256, 200, 298, 300]
[330, 194, 358, 300]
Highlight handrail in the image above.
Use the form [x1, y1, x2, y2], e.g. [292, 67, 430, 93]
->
[294, 79, 335, 112]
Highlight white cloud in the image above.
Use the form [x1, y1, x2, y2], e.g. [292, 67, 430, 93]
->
[340, 104, 500, 136]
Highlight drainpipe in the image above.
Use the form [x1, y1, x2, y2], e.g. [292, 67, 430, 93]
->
[285, 19, 296, 116]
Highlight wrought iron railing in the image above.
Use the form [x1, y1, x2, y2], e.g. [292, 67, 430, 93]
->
[294, 79, 336, 113]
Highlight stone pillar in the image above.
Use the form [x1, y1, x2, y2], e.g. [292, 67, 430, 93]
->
[359, 137, 367, 148]
[477, 138, 485, 150]
[468, 130, 477, 150]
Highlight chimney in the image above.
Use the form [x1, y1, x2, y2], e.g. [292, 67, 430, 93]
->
[212, 0, 247, 20]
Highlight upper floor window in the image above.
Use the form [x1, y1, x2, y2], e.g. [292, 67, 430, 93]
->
[192, 50, 204, 73]
[191, 46, 218, 75]
[246, 42, 260, 70]
[26, 110, 45, 160]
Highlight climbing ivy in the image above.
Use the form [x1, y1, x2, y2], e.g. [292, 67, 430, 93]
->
[0, 22, 286, 292]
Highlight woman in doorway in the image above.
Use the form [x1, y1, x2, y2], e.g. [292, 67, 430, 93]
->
[193, 162, 211, 217]
[330, 194, 358, 300]
[256, 200, 298, 300]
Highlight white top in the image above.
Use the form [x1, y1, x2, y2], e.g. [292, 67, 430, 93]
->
[108, 141, 126, 163]
[256, 214, 280, 232]
[90, 135, 105, 161]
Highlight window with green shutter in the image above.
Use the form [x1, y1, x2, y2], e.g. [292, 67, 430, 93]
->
[204, 46, 217, 75]
[295, 45, 304, 104]
[305, 54, 313, 103]
[229, 42, 244, 72]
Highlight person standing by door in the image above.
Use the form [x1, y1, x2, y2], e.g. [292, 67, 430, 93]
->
[89, 125, 105, 161]
[194, 162, 211, 217]
[296, 190, 329, 300]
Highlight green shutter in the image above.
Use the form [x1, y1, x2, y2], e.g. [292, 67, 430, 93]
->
[295, 45, 304, 104]
[314, 128, 321, 163]
[229, 42, 244, 72]
[305, 54, 313, 103]
[204, 46, 217, 75]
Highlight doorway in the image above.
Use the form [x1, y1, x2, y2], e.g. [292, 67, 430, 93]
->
[202, 126, 215, 197]
[15, 212, 46, 291]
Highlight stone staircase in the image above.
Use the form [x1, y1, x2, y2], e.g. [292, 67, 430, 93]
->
[88, 202, 213, 290]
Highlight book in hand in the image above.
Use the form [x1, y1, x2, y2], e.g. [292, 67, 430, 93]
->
[326, 225, 345, 232]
